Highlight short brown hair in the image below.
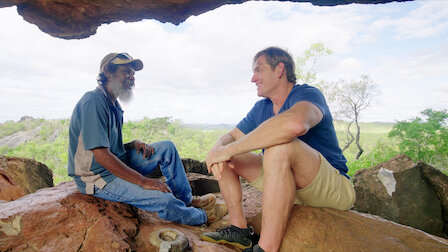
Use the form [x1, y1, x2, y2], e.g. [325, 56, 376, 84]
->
[254, 47, 296, 84]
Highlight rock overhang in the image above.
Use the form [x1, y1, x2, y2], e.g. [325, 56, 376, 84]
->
[1, 0, 413, 39]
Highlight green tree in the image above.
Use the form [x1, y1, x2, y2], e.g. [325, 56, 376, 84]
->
[388, 109, 448, 170]
[330, 75, 380, 159]
[295, 42, 333, 88]
[294, 44, 380, 161]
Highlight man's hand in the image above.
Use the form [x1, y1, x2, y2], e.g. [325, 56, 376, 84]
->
[209, 162, 235, 180]
[133, 140, 154, 159]
[139, 177, 171, 193]
[206, 146, 230, 169]
[92, 147, 169, 191]
[206, 146, 234, 180]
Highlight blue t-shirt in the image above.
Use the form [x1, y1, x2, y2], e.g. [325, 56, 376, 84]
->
[236, 84, 349, 178]
[67, 85, 124, 194]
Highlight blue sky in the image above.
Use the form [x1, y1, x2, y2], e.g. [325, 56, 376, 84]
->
[0, 0, 447, 124]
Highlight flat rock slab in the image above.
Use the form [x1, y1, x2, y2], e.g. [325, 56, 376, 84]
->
[0, 181, 138, 251]
[1, 179, 447, 251]
[277, 206, 448, 251]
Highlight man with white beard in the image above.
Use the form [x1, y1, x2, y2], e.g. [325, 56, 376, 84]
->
[67, 53, 227, 225]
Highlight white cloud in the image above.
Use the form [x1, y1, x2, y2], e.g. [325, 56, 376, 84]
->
[0, 1, 447, 124]
[320, 56, 364, 81]
[370, 1, 448, 39]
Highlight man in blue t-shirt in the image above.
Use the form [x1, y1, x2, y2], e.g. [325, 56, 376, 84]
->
[67, 52, 227, 226]
[201, 47, 356, 251]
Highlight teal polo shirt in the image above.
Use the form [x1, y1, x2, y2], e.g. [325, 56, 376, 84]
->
[67, 85, 124, 194]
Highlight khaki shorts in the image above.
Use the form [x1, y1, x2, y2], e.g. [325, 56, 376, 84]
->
[250, 153, 356, 210]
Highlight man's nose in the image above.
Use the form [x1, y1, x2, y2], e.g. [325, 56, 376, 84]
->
[251, 74, 256, 83]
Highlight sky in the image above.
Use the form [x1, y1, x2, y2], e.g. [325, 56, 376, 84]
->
[0, 0, 447, 125]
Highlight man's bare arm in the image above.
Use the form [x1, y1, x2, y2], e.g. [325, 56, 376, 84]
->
[206, 128, 244, 178]
[213, 128, 245, 147]
[92, 147, 170, 192]
[209, 101, 323, 166]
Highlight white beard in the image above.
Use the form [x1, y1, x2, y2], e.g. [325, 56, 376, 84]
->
[118, 87, 133, 104]
[108, 77, 134, 104]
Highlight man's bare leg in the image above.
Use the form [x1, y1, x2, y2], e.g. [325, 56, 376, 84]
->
[201, 152, 262, 249]
[218, 152, 263, 228]
[258, 139, 321, 251]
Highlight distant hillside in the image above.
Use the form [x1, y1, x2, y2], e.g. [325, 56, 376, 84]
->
[186, 121, 395, 132]
[184, 123, 235, 130]
[1, 116, 409, 183]
[333, 120, 394, 133]
[0, 117, 231, 184]
[0, 117, 68, 148]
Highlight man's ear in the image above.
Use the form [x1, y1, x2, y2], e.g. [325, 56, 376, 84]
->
[103, 68, 111, 79]
[276, 62, 285, 79]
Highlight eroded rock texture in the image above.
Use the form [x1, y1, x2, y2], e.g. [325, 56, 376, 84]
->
[0, 180, 244, 251]
[353, 154, 448, 238]
[421, 161, 448, 237]
[187, 172, 220, 196]
[278, 206, 448, 251]
[1, 179, 447, 251]
[1, 0, 411, 39]
[0, 181, 139, 251]
[0, 156, 53, 202]
[182, 157, 209, 175]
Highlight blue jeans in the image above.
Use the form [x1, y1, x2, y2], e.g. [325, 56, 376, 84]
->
[93, 140, 207, 225]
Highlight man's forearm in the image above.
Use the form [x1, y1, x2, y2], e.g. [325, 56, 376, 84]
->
[92, 147, 145, 186]
[207, 105, 310, 167]
[214, 132, 236, 147]
[225, 101, 324, 158]
[226, 109, 307, 157]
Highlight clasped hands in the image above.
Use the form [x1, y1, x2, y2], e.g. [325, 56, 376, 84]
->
[206, 145, 234, 180]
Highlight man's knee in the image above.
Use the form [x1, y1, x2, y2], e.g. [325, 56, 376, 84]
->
[263, 139, 317, 174]
[156, 140, 176, 150]
[228, 152, 262, 182]
[153, 140, 179, 157]
[263, 141, 296, 165]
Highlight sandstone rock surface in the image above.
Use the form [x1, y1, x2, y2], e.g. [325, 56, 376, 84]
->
[0, 181, 139, 251]
[353, 154, 447, 238]
[276, 205, 448, 251]
[1, 178, 447, 251]
[421, 161, 448, 237]
[0, 156, 53, 202]
[182, 158, 209, 175]
[188, 172, 220, 196]
[0, 180, 243, 251]
[0, 0, 410, 39]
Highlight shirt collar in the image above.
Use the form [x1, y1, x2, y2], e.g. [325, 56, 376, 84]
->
[96, 84, 122, 111]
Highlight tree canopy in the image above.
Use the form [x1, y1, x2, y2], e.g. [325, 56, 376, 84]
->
[295, 42, 333, 87]
[389, 108, 448, 168]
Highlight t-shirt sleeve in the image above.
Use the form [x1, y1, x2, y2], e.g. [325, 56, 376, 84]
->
[288, 86, 328, 117]
[81, 99, 110, 150]
[236, 103, 259, 135]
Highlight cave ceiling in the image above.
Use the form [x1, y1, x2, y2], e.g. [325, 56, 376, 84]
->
[1, 0, 412, 39]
